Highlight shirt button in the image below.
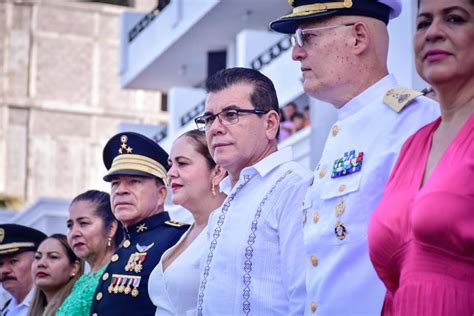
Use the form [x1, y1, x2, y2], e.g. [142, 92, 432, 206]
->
[123, 240, 131, 248]
[311, 255, 319, 267]
[312, 212, 320, 223]
[96, 292, 103, 301]
[111, 254, 119, 262]
[338, 184, 346, 193]
[92, 314, 98, 316]
[331, 125, 340, 137]
[310, 301, 318, 313]
[102, 272, 109, 281]
[318, 167, 327, 178]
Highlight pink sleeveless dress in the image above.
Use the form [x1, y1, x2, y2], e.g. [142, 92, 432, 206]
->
[368, 113, 474, 315]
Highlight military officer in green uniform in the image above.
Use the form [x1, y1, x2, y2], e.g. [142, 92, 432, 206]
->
[90, 132, 188, 316]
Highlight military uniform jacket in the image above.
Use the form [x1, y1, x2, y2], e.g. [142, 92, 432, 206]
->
[302, 75, 440, 315]
[90, 212, 188, 316]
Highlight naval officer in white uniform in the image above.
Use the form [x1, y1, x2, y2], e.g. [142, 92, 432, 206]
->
[271, 0, 440, 314]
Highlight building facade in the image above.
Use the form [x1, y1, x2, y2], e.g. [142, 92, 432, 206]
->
[0, 0, 165, 210]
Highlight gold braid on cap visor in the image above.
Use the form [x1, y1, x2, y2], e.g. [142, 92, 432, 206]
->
[108, 154, 168, 186]
[286, 0, 353, 17]
[0, 242, 35, 254]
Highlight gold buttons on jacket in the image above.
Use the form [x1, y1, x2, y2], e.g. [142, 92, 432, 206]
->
[311, 255, 319, 267]
[102, 272, 109, 281]
[338, 184, 346, 193]
[331, 125, 340, 137]
[310, 301, 318, 313]
[111, 254, 119, 262]
[96, 292, 103, 301]
[318, 167, 327, 178]
[312, 212, 320, 223]
[123, 240, 131, 248]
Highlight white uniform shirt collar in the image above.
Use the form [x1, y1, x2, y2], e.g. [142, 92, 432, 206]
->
[338, 74, 397, 120]
[3, 287, 35, 316]
[219, 147, 293, 195]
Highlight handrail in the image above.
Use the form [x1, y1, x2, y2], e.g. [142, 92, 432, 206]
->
[128, 0, 170, 43]
[250, 35, 292, 71]
[179, 100, 205, 127]
[153, 126, 168, 143]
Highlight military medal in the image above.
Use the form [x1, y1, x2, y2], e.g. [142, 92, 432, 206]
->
[335, 220, 347, 240]
[125, 252, 147, 273]
[124, 279, 132, 295]
[108, 276, 117, 293]
[334, 199, 347, 240]
[134, 262, 143, 273]
[113, 276, 121, 293]
[335, 200, 345, 217]
[332, 150, 364, 178]
[131, 277, 141, 297]
[118, 277, 126, 293]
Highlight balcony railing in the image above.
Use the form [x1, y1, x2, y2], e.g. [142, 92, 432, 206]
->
[179, 100, 205, 127]
[250, 36, 291, 71]
[128, 0, 170, 43]
[153, 126, 168, 143]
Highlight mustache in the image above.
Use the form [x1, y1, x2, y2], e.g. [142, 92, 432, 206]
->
[0, 276, 16, 282]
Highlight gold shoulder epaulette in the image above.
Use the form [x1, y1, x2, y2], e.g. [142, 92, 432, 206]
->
[165, 220, 185, 227]
[384, 87, 423, 113]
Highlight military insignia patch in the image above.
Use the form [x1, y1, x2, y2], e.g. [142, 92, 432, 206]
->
[136, 242, 154, 252]
[136, 223, 147, 232]
[384, 87, 423, 113]
[165, 220, 185, 227]
[118, 134, 133, 155]
[331, 150, 364, 178]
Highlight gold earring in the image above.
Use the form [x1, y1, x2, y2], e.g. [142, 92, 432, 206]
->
[211, 182, 216, 196]
[107, 237, 112, 247]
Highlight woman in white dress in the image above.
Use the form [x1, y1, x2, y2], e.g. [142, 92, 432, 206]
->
[148, 129, 226, 316]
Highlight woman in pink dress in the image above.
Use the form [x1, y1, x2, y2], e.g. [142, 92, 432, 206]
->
[368, 0, 474, 315]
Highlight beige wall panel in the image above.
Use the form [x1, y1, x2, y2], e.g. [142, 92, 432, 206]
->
[98, 43, 134, 111]
[11, 3, 32, 31]
[36, 5, 94, 37]
[6, 107, 28, 198]
[31, 110, 91, 137]
[98, 13, 120, 44]
[34, 37, 93, 104]
[6, 30, 30, 98]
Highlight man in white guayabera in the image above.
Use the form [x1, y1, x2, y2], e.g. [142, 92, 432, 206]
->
[194, 67, 312, 315]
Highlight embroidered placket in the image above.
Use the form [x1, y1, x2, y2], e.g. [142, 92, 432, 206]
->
[242, 170, 292, 315]
[197, 174, 256, 316]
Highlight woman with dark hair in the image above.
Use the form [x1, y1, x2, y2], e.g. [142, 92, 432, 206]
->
[369, 0, 474, 314]
[28, 234, 83, 316]
[148, 129, 226, 316]
[57, 190, 123, 315]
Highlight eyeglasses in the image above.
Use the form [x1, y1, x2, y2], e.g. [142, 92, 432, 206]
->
[194, 108, 269, 131]
[291, 23, 355, 48]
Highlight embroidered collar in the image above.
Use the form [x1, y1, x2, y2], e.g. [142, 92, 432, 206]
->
[125, 212, 170, 238]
